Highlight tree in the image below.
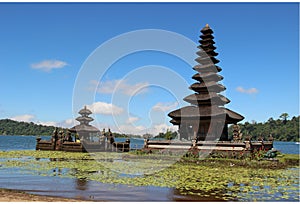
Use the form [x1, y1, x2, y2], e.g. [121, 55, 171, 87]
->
[267, 117, 276, 134]
[228, 115, 299, 142]
[0, 119, 56, 136]
[251, 120, 257, 125]
[143, 133, 153, 139]
[165, 129, 172, 140]
[280, 113, 289, 125]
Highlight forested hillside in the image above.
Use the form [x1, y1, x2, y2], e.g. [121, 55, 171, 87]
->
[154, 114, 299, 142]
[1, 113, 299, 142]
[0, 119, 56, 136]
[229, 114, 299, 142]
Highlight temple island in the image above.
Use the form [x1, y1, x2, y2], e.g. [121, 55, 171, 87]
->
[143, 24, 273, 153]
[37, 24, 273, 154]
[36, 106, 130, 152]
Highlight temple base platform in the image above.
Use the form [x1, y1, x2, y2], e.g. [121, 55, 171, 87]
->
[36, 138, 130, 152]
[143, 139, 273, 153]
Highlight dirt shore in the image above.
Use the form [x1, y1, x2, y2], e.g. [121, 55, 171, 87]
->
[0, 189, 86, 202]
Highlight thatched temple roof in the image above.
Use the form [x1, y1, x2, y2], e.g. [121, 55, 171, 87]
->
[183, 93, 230, 106]
[192, 72, 223, 82]
[168, 106, 244, 125]
[78, 106, 92, 115]
[69, 124, 100, 133]
[193, 64, 222, 73]
[189, 82, 226, 93]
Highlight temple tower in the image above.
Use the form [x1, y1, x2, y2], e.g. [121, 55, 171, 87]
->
[76, 106, 93, 125]
[69, 106, 100, 140]
[168, 24, 244, 141]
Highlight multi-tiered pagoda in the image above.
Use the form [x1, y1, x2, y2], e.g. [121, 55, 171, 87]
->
[37, 105, 131, 152]
[168, 24, 244, 141]
[69, 106, 100, 139]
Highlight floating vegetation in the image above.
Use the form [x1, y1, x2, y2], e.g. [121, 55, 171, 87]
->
[0, 150, 92, 160]
[0, 150, 299, 201]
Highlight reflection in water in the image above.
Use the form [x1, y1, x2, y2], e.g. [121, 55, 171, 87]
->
[76, 178, 88, 191]
[0, 166, 299, 201]
[171, 188, 228, 201]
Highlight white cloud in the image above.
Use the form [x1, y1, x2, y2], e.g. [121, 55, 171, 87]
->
[31, 60, 68, 72]
[37, 121, 58, 127]
[10, 114, 77, 128]
[64, 118, 76, 126]
[126, 116, 139, 124]
[90, 79, 149, 96]
[10, 114, 35, 122]
[236, 86, 258, 94]
[113, 123, 178, 136]
[37, 118, 77, 128]
[151, 123, 178, 135]
[8, 113, 177, 136]
[152, 101, 179, 112]
[118, 124, 146, 135]
[87, 102, 124, 115]
[10, 114, 59, 126]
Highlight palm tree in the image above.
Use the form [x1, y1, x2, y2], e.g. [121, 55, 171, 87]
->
[280, 113, 289, 141]
[280, 113, 289, 125]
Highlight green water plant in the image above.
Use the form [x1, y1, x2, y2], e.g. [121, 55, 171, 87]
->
[0, 150, 299, 201]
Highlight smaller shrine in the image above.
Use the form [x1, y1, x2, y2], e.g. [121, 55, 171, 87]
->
[36, 106, 130, 152]
[69, 106, 100, 141]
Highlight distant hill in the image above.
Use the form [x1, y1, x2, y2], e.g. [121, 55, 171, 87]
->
[1, 114, 299, 142]
[229, 114, 299, 142]
[153, 115, 299, 142]
[0, 119, 140, 138]
[0, 119, 56, 136]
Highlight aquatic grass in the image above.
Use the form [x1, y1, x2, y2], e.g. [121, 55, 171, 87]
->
[0, 150, 299, 201]
[0, 150, 92, 160]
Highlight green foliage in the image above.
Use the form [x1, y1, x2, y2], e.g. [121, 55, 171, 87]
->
[277, 153, 300, 166]
[0, 119, 136, 138]
[228, 114, 299, 142]
[113, 132, 128, 138]
[0, 150, 299, 201]
[0, 119, 57, 136]
[280, 113, 289, 124]
[154, 129, 178, 140]
[208, 150, 249, 160]
[113, 132, 142, 138]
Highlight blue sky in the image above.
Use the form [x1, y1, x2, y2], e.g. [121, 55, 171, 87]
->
[0, 3, 298, 135]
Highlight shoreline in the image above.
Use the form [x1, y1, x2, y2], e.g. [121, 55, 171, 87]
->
[0, 188, 87, 202]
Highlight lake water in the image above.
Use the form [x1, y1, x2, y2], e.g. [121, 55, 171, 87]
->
[273, 141, 300, 154]
[0, 135, 299, 201]
[0, 135, 298, 154]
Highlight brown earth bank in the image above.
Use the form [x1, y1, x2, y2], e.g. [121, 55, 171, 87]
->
[0, 188, 88, 202]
